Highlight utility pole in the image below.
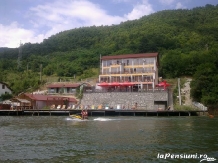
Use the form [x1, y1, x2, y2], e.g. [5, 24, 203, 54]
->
[205, 44, 208, 51]
[99, 54, 101, 82]
[40, 64, 42, 82]
[17, 41, 23, 70]
[27, 63, 29, 71]
[178, 78, 182, 105]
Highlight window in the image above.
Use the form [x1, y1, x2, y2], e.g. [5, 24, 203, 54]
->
[2, 84, 5, 89]
[50, 88, 55, 93]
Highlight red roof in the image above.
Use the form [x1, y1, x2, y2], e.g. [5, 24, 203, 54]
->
[24, 94, 77, 102]
[47, 83, 80, 88]
[101, 53, 158, 60]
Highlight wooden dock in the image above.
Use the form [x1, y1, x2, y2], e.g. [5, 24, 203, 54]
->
[0, 109, 207, 116]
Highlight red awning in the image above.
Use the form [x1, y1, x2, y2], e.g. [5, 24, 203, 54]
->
[109, 82, 120, 86]
[119, 82, 134, 86]
[98, 82, 109, 87]
[98, 82, 135, 87]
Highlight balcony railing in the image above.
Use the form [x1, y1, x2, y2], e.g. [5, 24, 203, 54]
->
[85, 88, 168, 93]
[102, 62, 154, 67]
[100, 70, 155, 75]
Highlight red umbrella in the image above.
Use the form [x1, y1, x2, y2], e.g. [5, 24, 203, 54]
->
[156, 80, 170, 90]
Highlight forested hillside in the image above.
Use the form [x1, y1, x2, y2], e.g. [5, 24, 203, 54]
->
[0, 4, 218, 107]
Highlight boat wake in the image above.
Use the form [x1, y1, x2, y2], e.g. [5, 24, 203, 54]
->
[65, 117, 86, 121]
[66, 117, 138, 122]
[93, 117, 115, 121]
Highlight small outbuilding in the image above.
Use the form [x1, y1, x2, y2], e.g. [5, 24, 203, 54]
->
[16, 93, 77, 110]
[0, 82, 12, 96]
[47, 83, 80, 94]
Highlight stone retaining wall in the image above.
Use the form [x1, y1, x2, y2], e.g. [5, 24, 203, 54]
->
[81, 91, 168, 110]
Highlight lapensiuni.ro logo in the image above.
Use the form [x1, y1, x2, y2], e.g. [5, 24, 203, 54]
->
[157, 153, 216, 162]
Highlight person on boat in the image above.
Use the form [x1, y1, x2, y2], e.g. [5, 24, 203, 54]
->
[83, 109, 88, 119]
[81, 109, 85, 119]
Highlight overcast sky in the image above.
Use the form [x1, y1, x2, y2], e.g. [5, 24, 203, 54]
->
[0, 0, 217, 48]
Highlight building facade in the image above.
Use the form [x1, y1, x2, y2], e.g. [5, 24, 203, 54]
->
[16, 93, 77, 110]
[47, 83, 93, 95]
[47, 83, 80, 94]
[98, 53, 159, 91]
[0, 82, 12, 96]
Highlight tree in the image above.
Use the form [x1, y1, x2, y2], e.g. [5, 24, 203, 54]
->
[191, 63, 218, 106]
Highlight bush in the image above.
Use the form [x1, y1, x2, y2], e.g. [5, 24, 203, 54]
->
[0, 93, 13, 101]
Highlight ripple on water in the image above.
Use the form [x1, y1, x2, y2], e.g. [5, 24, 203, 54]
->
[0, 116, 217, 162]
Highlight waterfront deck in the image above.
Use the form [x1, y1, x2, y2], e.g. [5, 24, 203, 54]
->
[0, 109, 207, 116]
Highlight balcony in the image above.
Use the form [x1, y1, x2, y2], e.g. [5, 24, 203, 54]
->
[100, 70, 155, 75]
[102, 62, 154, 69]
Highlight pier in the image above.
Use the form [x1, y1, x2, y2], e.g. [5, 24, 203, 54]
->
[0, 109, 207, 116]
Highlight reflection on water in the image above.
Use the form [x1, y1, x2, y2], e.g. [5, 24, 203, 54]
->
[0, 116, 217, 163]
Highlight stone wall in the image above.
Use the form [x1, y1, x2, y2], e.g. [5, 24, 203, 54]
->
[80, 91, 168, 110]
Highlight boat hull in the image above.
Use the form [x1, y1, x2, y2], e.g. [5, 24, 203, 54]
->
[70, 114, 88, 120]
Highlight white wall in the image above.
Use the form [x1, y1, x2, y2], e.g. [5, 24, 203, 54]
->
[35, 101, 46, 109]
[0, 83, 12, 96]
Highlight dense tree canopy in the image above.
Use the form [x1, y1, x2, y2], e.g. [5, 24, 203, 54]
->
[0, 4, 218, 107]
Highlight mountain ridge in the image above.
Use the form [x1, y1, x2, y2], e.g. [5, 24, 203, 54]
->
[0, 4, 218, 108]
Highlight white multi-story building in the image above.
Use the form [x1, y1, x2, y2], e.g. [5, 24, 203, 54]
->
[98, 53, 159, 91]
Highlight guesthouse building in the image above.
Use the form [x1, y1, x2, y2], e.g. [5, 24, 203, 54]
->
[15, 93, 77, 110]
[47, 83, 80, 94]
[98, 53, 159, 91]
[47, 82, 93, 95]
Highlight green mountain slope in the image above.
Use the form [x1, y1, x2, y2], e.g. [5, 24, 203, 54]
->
[0, 4, 218, 107]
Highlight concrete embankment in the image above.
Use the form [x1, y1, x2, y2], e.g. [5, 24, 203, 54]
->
[0, 109, 207, 116]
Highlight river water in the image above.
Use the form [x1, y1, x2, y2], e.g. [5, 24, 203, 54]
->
[0, 116, 217, 163]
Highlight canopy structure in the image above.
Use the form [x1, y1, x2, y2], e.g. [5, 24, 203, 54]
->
[156, 80, 170, 90]
[109, 82, 120, 86]
[98, 82, 135, 87]
[97, 82, 109, 87]
[11, 98, 31, 106]
[119, 82, 134, 86]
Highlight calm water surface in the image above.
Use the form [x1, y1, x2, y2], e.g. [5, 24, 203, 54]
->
[0, 116, 217, 163]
